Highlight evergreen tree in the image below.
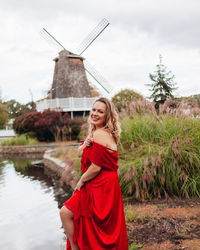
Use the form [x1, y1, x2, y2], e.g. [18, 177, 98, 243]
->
[146, 55, 177, 109]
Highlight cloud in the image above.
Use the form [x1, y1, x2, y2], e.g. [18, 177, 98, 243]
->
[0, 0, 199, 103]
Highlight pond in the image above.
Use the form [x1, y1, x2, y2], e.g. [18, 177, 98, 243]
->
[0, 158, 72, 250]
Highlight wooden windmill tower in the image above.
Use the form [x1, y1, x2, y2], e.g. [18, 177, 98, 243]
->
[40, 19, 112, 99]
[51, 50, 90, 98]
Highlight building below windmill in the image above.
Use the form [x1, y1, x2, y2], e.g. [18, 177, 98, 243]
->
[36, 96, 98, 119]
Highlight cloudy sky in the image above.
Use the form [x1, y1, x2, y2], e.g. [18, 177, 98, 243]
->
[0, 0, 200, 104]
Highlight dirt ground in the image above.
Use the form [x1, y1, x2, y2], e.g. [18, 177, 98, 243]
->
[125, 199, 200, 250]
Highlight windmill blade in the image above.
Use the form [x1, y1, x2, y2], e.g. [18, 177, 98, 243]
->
[77, 18, 110, 55]
[40, 28, 65, 52]
[84, 60, 112, 94]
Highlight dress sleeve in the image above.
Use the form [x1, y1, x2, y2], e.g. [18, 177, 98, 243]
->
[88, 143, 118, 171]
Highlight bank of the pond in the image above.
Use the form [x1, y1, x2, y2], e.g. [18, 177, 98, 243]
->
[0, 144, 57, 157]
[0, 142, 80, 187]
[43, 146, 78, 189]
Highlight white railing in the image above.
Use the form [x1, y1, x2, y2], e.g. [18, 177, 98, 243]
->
[36, 97, 98, 112]
[0, 129, 16, 142]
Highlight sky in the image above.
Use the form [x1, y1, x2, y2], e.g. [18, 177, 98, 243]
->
[0, 0, 200, 104]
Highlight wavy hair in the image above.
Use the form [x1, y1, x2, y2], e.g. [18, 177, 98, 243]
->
[88, 97, 121, 144]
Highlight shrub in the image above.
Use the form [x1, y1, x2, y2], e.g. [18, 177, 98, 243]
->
[13, 110, 85, 142]
[118, 114, 200, 200]
[112, 89, 143, 112]
[0, 102, 9, 129]
[34, 110, 63, 141]
[1, 134, 38, 146]
[13, 111, 40, 134]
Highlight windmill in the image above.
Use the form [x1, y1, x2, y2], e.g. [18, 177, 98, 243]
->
[40, 18, 112, 100]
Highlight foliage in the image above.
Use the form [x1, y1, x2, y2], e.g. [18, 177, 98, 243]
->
[34, 110, 64, 141]
[1, 134, 37, 146]
[146, 55, 177, 109]
[89, 83, 101, 97]
[175, 94, 200, 108]
[13, 110, 85, 142]
[55, 146, 81, 187]
[112, 89, 143, 111]
[0, 102, 9, 129]
[118, 102, 200, 200]
[3, 99, 36, 119]
[13, 111, 41, 135]
[129, 243, 143, 250]
[77, 122, 89, 142]
[67, 117, 86, 141]
[192, 94, 200, 106]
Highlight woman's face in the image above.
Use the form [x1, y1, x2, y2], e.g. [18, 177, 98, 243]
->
[90, 101, 107, 128]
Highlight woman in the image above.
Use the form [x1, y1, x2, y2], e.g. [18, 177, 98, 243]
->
[60, 97, 128, 250]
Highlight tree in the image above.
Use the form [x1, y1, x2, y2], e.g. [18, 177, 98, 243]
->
[112, 89, 143, 111]
[191, 94, 200, 107]
[0, 102, 8, 129]
[3, 99, 36, 119]
[146, 55, 177, 109]
[89, 83, 101, 97]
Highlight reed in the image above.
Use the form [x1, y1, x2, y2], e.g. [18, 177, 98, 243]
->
[118, 100, 200, 200]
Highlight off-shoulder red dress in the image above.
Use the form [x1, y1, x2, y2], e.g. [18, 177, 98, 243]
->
[63, 141, 128, 250]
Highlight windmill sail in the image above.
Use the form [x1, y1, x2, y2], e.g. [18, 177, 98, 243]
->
[40, 28, 65, 52]
[77, 18, 110, 56]
[40, 19, 112, 94]
[84, 61, 112, 94]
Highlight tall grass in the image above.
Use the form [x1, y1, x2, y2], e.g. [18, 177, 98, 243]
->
[1, 134, 38, 146]
[118, 100, 200, 200]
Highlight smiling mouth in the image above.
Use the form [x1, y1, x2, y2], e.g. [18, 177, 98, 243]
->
[92, 117, 99, 121]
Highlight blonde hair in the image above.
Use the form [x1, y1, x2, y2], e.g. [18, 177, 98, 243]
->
[88, 97, 121, 144]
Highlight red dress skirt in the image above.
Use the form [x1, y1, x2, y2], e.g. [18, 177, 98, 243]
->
[63, 141, 128, 250]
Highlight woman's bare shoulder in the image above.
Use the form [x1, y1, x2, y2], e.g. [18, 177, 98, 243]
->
[93, 129, 109, 140]
[93, 129, 116, 149]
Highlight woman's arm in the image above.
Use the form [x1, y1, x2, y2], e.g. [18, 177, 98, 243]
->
[76, 129, 114, 190]
[78, 136, 93, 157]
[76, 164, 101, 190]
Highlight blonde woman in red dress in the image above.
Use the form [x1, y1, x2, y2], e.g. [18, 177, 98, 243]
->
[60, 97, 128, 250]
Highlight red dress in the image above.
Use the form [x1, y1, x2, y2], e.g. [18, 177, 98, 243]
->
[63, 141, 128, 250]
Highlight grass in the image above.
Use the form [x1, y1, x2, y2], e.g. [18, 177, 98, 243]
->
[129, 243, 143, 250]
[1, 133, 38, 146]
[125, 205, 151, 223]
[118, 102, 200, 200]
[54, 146, 82, 184]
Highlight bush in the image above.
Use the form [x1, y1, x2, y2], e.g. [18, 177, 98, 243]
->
[117, 99, 200, 200]
[1, 134, 38, 146]
[112, 89, 143, 112]
[13, 111, 40, 134]
[118, 114, 200, 200]
[77, 122, 89, 142]
[34, 110, 63, 141]
[0, 102, 9, 129]
[13, 110, 85, 142]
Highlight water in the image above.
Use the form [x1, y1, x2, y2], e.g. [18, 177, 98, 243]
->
[0, 159, 72, 250]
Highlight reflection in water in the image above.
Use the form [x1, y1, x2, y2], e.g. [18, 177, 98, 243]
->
[0, 159, 72, 250]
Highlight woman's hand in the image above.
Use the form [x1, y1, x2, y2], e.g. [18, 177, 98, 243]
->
[75, 178, 84, 191]
[84, 136, 93, 147]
